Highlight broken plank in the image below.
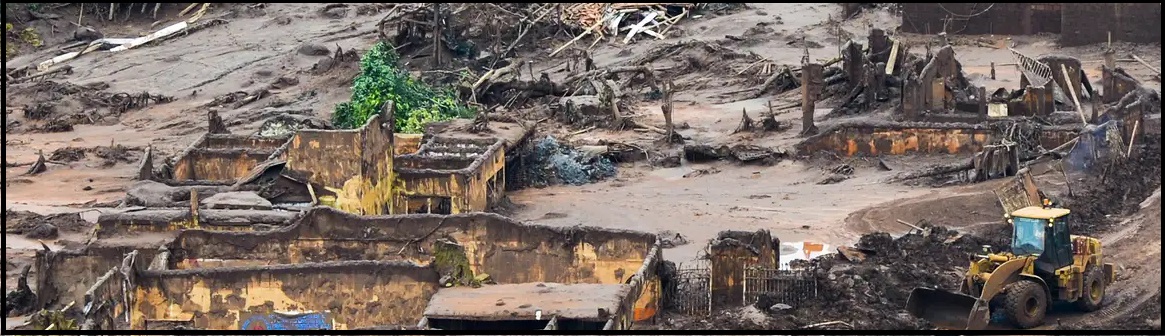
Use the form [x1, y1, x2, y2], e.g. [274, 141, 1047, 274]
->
[1132, 55, 1160, 74]
[622, 11, 659, 44]
[110, 21, 189, 52]
[551, 21, 603, 57]
[885, 39, 900, 75]
[1059, 64, 1088, 124]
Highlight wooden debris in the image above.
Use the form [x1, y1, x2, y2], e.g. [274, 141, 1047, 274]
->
[732, 108, 754, 134]
[660, 80, 683, 144]
[25, 151, 48, 176]
[895, 219, 925, 233]
[137, 144, 154, 181]
[207, 110, 230, 134]
[1132, 55, 1160, 74]
[837, 246, 868, 262]
[1059, 64, 1087, 124]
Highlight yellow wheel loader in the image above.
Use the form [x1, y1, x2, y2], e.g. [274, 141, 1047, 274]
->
[905, 204, 1116, 330]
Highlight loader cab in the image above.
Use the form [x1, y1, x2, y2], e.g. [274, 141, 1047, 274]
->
[1009, 206, 1074, 276]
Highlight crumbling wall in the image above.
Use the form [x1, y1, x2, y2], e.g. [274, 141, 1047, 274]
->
[1102, 67, 1141, 104]
[796, 121, 1080, 156]
[34, 246, 157, 311]
[1061, 3, 1162, 46]
[285, 114, 395, 215]
[393, 137, 506, 214]
[394, 134, 424, 155]
[1098, 88, 1157, 145]
[130, 261, 439, 330]
[167, 207, 657, 285]
[81, 267, 128, 329]
[201, 135, 289, 150]
[171, 134, 290, 182]
[707, 230, 779, 307]
[96, 209, 300, 237]
[1038, 55, 1085, 104]
[80, 252, 138, 330]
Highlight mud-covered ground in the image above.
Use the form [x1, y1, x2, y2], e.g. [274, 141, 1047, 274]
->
[4, 2, 1162, 331]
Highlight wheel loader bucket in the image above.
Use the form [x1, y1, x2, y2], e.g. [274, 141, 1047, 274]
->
[905, 287, 991, 330]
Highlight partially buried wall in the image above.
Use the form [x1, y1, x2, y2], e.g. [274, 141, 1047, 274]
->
[707, 230, 779, 307]
[96, 209, 300, 237]
[171, 134, 291, 183]
[129, 261, 440, 330]
[34, 245, 158, 312]
[166, 207, 657, 286]
[795, 121, 1079, 156]
[393, 137, 507, 214]
[284, 114, 394, 215]
[164, 207, 664, 325]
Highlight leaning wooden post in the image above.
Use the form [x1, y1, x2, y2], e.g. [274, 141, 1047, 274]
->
[800, 63, 824, 136]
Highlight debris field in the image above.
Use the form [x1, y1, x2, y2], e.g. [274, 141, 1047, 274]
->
[3, 2, 1162, 331]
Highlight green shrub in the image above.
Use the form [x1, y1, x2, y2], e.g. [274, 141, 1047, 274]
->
[333, 42, 474, 133]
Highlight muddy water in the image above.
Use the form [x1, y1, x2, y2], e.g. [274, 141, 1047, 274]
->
[511, 161, 928, 263]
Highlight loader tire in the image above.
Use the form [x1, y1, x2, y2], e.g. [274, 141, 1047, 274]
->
[1075, 266, 1105, 312]
[1002, 280, 1047, 329]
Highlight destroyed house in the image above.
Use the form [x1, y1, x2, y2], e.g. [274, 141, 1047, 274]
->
[393, 136, 507, 215]
[110, 113, 520, 238]
[168, 133, 291, 184]
[144, 113, 514, 218]
[64, 207, 663, 330]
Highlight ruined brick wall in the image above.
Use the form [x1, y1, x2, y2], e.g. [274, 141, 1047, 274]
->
[201, 135, 289, 150]
[34, 246, 157, 311]
[81, 267, 127, 330]
[466, 144, 506, 212]
[1061, 3, 1162, 46]
[394, 134, 424, 155]
[285, 114, 395, 215]
[96, 209, 299, 237]
[706, 230, 779, 307]
[80, 252, 139, 330]
[171, 134, 289, 182]
[130, 261, 439, 330]
[168, 208, 657, 286]
[390, 172, 471, 213]
[795, 121, 1080, 156]
[393, 138, 507, 214]
[285, 129, 364, 187]
[173, 149, 273, 181]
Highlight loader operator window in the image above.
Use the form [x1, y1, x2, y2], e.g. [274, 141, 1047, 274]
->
[1012, 217, 1046, 256]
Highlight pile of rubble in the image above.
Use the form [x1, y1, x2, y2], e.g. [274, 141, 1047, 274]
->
[756, 225, 1004, 329]
[1062, 134, 1162, 236]
[514, 136, 617, 188]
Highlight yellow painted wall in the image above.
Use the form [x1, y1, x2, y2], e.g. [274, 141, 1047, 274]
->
[130, 263, 439, 330]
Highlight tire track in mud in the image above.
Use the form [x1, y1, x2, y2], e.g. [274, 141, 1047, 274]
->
[1060, 188, 1162, 328]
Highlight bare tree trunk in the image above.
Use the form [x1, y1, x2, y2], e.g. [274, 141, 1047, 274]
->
[432, 3, 442, 67]
[661, 80, 682, 143]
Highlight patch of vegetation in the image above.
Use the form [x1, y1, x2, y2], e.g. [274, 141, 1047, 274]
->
[5, 22, 42, 58]
[333, 41, 474, 133]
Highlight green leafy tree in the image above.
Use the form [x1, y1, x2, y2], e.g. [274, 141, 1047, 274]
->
[334, 42, 474, 133]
